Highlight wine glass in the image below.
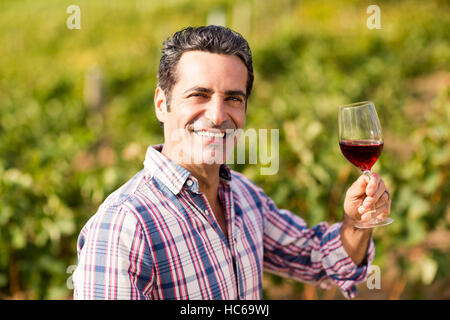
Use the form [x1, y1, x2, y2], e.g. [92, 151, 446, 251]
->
[338, 101, 394, 229]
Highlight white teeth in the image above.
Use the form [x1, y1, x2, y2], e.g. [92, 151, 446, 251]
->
[194, 130, 225, 138]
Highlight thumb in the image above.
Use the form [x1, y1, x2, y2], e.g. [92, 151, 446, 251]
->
[347, 174, 370, 200]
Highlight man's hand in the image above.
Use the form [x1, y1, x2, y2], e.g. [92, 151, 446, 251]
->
[344, 173, 392, 224]
[339, 173, 392, 265]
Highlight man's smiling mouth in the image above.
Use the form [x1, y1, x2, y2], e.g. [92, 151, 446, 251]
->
[193, 129, 226, 138]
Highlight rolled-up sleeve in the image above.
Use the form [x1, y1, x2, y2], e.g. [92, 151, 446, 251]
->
[73, 203, 154, 300]
[262, 194, 375, 299]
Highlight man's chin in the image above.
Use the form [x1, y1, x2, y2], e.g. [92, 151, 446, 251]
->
[183, 134, 234, 165]
[186, 146, 229, 165]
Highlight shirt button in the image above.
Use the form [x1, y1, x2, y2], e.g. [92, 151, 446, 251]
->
[186, 179, 193, 187]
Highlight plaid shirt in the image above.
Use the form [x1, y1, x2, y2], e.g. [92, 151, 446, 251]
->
[73, 144, 374, 300]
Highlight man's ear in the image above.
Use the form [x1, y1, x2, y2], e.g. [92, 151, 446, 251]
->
[154, 87, 168, 124]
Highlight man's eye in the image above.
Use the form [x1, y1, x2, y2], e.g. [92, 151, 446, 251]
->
[226, 96, 243, 102]
[190, 93, 208, 98]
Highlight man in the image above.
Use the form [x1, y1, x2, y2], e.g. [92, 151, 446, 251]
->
[73, 25, 391, 300]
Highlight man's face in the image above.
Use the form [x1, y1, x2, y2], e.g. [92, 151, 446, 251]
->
[156, 51, 247, 165]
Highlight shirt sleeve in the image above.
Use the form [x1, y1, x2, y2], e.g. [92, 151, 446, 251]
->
[261, 193, 375, 299]
[73, 203, 154, 300]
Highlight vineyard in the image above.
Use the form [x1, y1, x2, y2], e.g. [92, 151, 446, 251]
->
[0, 0, 449, 299]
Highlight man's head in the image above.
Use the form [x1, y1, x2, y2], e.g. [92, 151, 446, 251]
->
[154, 26, 254, 165]
[157, 25, 254, 114]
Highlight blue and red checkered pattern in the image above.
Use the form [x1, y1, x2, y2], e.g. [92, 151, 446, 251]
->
[73, 144, 374, 299]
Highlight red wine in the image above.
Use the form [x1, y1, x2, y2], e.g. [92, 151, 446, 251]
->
[339, 140, 383, 171]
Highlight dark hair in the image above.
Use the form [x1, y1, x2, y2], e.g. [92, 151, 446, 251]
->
[157, 25, 254, 116]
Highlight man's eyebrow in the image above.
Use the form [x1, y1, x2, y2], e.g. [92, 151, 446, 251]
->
[184, 87, 246, 99]
[225, 90, 247, 99]
[183, 87, 214, 95]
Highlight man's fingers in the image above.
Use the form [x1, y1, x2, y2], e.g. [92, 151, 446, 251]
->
[365, 172, 381, 197]
[360, 191, 390, 216]
[362, 178, 386, 209]
[348, 173, 381, 199]
[361, 199, 391, 221]
[347, 174, 369, 200]
[346, 174, 392, 222]
[375, 195, 390, 210]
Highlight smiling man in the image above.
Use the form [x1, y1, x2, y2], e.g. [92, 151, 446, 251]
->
[73, 26, 392, 300]
[156, 50, 247, 238]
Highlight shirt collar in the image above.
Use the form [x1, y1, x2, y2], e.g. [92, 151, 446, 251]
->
[143, 144, 232, 195]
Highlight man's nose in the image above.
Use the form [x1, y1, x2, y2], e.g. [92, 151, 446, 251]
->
[205, 97, 227, 126]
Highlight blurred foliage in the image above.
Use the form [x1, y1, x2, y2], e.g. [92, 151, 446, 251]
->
[0, 0, 449, 299]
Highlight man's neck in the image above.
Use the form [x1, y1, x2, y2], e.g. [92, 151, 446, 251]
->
[183, 163, 221, 198]
[161, 145, 221, 198]
[161, 145, 228, 237]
